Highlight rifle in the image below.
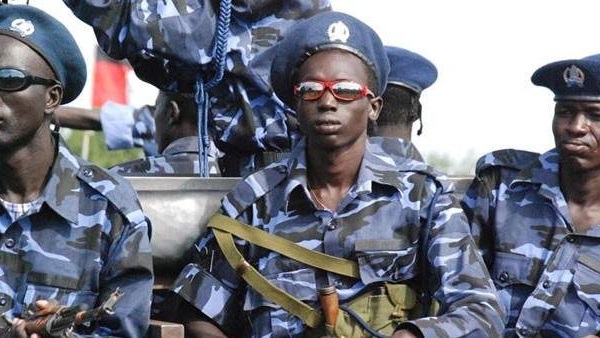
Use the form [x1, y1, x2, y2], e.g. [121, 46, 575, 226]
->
[5, 288, 123, 338]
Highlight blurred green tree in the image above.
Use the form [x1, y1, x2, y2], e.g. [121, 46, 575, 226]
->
[63, 129, 143, 168]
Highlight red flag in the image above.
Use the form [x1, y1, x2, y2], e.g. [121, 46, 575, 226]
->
[91, 47, 131, 108]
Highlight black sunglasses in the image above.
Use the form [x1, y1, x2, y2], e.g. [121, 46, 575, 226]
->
[0, 68, 60, 92]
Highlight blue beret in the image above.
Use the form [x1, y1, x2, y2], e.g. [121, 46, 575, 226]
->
[270, 11, 389, 107]
[531, 54, 600, 102]
[0, 5, 86, 103]
[385, 46, 437, 95]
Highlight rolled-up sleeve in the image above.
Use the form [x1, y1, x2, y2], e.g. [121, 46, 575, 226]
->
[171, 213, 247, 328]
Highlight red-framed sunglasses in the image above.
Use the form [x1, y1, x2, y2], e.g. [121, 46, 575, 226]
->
[294, 80, 374, 102]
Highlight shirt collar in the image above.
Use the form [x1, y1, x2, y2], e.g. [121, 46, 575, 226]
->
[281, 137, 412, 212]
[162, 136, 199, 155]
[509, 149, 562, 200]
[510, 149, 560, 185]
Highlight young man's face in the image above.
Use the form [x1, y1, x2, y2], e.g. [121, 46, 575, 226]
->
[0, 35, 59, 151]
[553, 100, 600, 172]
[294, 50, 381, 151]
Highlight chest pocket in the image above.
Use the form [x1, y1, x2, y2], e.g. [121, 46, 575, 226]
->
[355, 239, 416, 285]
[246, 268, 317, 311]
[573, 254, 600, 317]
[492, 251, 539, 288]
[16, 274, 98, 318]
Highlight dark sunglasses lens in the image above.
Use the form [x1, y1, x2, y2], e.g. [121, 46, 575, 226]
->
[0, 69, 27, 91]
[332, 81, 363, 100]
[297, 82, 325, 100]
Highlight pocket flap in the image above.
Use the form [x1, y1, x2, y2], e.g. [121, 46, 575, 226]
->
[355, 239, 416, 285]
[492, 251, 538, 287]
[355, 239, 409, 252]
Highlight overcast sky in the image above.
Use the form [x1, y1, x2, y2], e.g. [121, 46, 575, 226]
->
[29, 1, 600, 173]
[331, 0, 600, 172]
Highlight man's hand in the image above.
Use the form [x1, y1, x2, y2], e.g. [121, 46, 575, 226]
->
[8, 300, 65, 338]
[185, 320, 227, 338]
[10, 318, 40, 338]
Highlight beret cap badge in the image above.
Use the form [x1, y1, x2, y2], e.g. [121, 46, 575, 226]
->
[327, 21, 349, 43]
[563, 65, 585, 88]
[8, 18, 34, 37]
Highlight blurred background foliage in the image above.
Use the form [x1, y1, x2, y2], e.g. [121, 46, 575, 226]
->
[62, 129, 143, 168]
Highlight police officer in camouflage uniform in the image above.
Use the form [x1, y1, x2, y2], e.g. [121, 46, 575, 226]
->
[462, 54, 600, 337]
[369, 46, 438, 162]
[0, 5, 153, 337]
[170, 11, 504, 338]
[110, 90, 221, 176]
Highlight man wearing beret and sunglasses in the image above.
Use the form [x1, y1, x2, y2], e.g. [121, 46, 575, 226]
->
[170, 10, 503, 338]
[0, 5, 153, 338]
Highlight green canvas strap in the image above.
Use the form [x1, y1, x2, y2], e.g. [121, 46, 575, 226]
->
[208, 214, 360, 278]
[211, 227, 322, 328]
[208, 214, 361, 328]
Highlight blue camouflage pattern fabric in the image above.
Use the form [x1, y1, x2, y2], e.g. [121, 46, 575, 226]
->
[0, 136, 153, 337]
[462, 148, 600, 337]
[368, 136, 424, 162]
[64, 0, 331, 175]
[172, 137, 504, 337]
[109, 136, 221, 176]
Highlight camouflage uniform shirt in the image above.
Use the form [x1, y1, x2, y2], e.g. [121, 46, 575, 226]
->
[110, 136, 221, 176]
[172, 137, 503, 337]
[0, 137, 154, 337]
[462, 148, 600, 337]
[368, 136, 424, 162]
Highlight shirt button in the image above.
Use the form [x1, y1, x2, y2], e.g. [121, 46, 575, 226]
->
[82, 168, 94, 178]
[5, 238, 15, 248]
[327, 220, 337, 231]
[498, 271, 509, 282]
[518, 327, 531, 336]
[542, 280, 550, 289]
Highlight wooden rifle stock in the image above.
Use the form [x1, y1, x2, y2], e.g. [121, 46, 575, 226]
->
[318, 285, 339, 334]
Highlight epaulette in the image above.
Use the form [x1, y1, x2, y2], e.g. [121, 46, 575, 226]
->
[222, 162, 290, 218]
[475, 148, 540, 176]
[398, 158, 449, 190]
[76, 161, 146, 227]
[369, 137, 443, 184]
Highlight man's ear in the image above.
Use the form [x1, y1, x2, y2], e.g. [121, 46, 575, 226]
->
[45, 84, 63, 116]
[168, 100, 181, 126]
[367, 96, 383, 122]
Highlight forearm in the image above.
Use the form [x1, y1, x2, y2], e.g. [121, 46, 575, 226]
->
[413, 235, 504, 337]
[417, 191, 504, 337]
[55, 106, 102, 130]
